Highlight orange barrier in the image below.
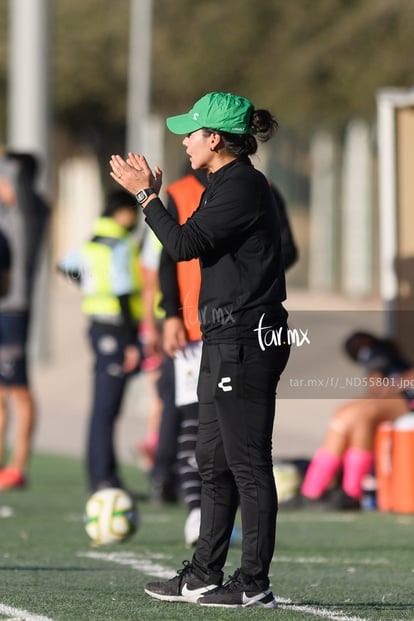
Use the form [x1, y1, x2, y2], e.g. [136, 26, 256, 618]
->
[375, 422, 393, 511]
[375, 414, 414, 513]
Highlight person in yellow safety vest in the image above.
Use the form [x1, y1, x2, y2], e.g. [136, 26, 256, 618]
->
[58, 189, 144, 493]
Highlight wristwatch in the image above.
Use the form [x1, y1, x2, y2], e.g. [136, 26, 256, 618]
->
[135, 188, 156, 205]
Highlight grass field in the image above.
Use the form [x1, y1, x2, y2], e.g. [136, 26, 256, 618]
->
[0, 453, 413, 621]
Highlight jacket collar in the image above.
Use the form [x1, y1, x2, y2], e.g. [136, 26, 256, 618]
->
[207, 156, 251, 186]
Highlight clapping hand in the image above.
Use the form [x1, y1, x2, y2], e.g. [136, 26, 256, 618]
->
[109, 153, 162, 196]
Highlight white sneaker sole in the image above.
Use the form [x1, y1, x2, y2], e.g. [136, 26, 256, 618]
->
[144, 583, 217, 604]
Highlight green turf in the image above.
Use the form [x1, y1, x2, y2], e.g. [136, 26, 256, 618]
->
[0, 454, 413, 621]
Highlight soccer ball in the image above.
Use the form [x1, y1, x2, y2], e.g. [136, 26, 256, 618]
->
[273, 461, 302, 503]
[84, 487, 138, 545]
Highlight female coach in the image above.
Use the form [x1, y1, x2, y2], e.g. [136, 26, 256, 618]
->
[109, 91, 290, 609]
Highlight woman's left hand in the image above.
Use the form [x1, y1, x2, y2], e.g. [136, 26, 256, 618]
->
[109, 153, 162, 196]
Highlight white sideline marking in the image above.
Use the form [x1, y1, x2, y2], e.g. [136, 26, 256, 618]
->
[277, 598, 371, 621]
[0, 603, 55, 621]
[78, 551, 175, 578]
[276, 555, 389, 566]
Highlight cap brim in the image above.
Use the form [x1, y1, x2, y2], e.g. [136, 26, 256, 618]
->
[166, 113, 202, 135]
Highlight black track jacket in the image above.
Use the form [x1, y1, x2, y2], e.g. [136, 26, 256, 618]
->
[143, 157, 287, 343]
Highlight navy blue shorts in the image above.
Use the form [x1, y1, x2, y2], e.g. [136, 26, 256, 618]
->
[0, 312, 29, 386]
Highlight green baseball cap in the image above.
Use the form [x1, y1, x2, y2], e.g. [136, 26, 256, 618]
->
[166, 92, 254, 135]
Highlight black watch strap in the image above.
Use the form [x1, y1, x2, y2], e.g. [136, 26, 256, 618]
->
[135, 188, 155, 205]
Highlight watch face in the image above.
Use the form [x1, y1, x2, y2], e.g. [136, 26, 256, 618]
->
[136, 188, 153, 204]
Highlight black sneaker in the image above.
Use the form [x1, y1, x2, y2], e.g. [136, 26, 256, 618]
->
[144, 561, 221, 603]
[279, 491, 338, 511]
[320, 488, 361, 510]
[149, 477, 178, 505]
[198, 569, 277, 608]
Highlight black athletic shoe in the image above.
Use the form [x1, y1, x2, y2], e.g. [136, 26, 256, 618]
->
[320, 488, 361, 510]
[279, 492, 331, 510]
[198, 569, 277, 608]
[144, 560, 221, 603]
[149, 477, 178, 505]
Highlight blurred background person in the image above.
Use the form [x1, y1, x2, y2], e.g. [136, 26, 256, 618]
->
[0, 152, 50, 491]
[158, 169, 207, 544]
[58, 189, 144, 494]
[0, 227, 11, 299]
[284, 331, 414, 510]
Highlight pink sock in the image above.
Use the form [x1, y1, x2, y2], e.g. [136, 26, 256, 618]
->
[342, 448, 373, 500]
[301, 448, 342, 499]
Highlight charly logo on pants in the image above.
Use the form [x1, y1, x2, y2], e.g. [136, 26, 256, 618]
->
[218, 377, 232, 392]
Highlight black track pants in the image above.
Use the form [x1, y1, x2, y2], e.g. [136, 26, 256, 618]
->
[192, 340, 290, 589]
